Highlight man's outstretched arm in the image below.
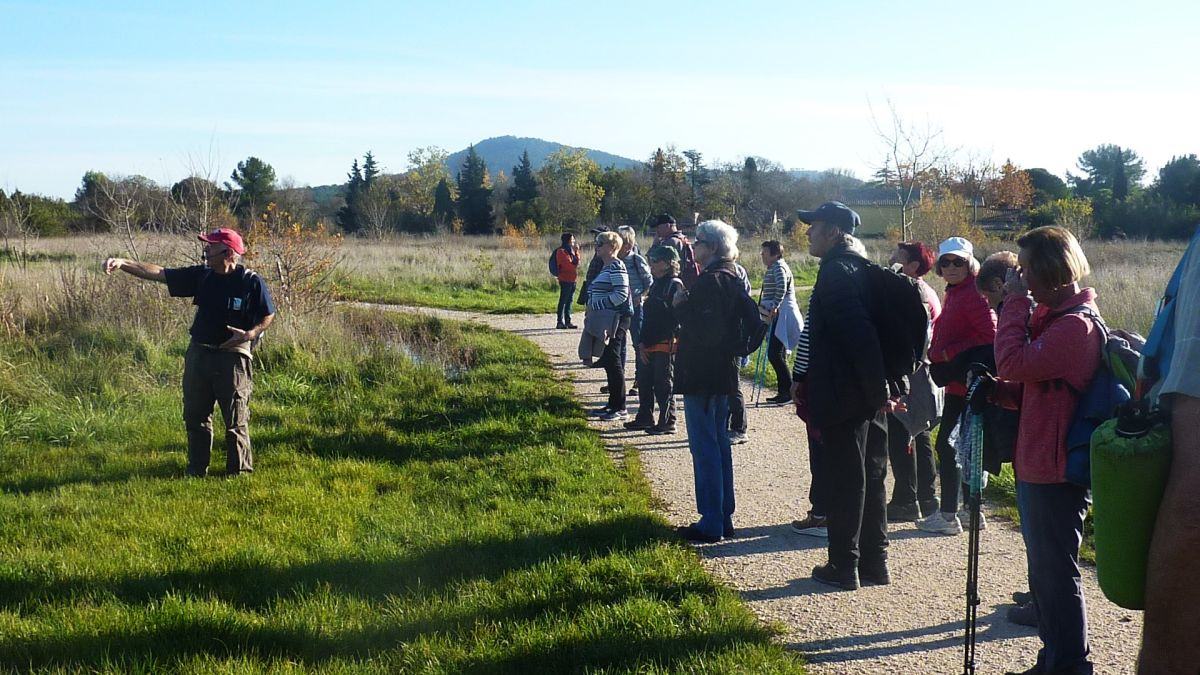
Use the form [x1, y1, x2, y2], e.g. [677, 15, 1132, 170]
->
[103, 257, 166, 282]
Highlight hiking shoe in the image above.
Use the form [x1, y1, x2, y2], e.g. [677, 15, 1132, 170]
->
[600, 385, 610, 394]
[555, 323, 566, 329]
[628, 386, 639, 397]
[1007, 600, 1039, 627]
[886, 501, 922, 522]
[859, 561, 891, 586]
[791, 513, 828, 538]
[766, 393, 793, 405]
[728, 431, 748, 445]
[916, 512, 963, 535]
[623, 417, 655, 430]
[565, 323, 578, 329]
[600, 409, 628, 421]
[677, 523, 721, 543]
[1012, 590, 1034, 605]
[958, 509, 987, 531]
[812, 562, 859, 591]
[646, 423, 677, 435]
[920, 498, 940, 517]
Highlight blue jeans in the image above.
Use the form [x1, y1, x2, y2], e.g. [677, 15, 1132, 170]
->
[683, 394, 735, 538]
[1016, 480, 1093, 674]
[556, 281, 575, 326]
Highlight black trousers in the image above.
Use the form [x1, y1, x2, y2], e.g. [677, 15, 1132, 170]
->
[729, 386, 747, 433]
[767, 331, 792, 396]
[634, 351, 675, 426]
[807, 427, 830, 516]
[820, 412, 889, 569]
[596, 327, 627, 410]
[887, 415, 937, 507]
[935, 393, 967, 515]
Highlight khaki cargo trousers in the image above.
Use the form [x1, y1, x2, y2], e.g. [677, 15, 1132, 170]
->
[183, 342, 254, 476]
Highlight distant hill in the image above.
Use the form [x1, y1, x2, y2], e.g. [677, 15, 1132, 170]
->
[445, 136, 640, 177]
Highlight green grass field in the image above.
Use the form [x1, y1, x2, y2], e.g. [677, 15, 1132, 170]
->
[0, 303, 803, 673]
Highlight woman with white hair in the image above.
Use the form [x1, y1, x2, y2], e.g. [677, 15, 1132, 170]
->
[671, 219, 744, 543]
[917, 236, 997, 536]
[587, 230, 633, 421]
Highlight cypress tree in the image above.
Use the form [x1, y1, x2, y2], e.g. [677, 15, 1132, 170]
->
[455, 145, 494, 234]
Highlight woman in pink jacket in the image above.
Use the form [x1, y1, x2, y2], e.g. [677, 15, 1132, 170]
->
[991, 226, 1101, 675]
[917, 237, 997, 536]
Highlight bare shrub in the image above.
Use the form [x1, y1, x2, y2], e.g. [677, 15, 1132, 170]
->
[243, 203, 344, 316]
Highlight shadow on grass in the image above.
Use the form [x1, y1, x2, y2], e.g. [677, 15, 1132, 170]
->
[0, 514, 668, 613]
[0, 514, 763, 671]
[0, 451, 183, 495]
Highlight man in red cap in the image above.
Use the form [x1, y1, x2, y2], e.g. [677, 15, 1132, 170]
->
[104, 228, 276, 477]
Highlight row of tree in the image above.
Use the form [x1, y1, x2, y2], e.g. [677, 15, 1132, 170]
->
[3, 142, 1197, 245]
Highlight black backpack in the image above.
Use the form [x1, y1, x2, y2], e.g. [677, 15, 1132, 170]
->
[836, 256, 930, 387]
[548, 250, 559, 276]
[713, 270, 769, 357]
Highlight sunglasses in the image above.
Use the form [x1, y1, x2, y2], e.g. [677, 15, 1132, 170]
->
[939, 257, 967, 268]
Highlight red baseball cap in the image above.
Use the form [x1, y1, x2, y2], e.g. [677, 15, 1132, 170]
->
[197, 228, 246, 254]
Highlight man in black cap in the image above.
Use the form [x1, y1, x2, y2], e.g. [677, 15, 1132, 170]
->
[793, 201, 894, 590]
[652, 214, 700, 288]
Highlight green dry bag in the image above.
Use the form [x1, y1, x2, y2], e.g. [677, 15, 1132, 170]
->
[1090, 406, 1172, 610]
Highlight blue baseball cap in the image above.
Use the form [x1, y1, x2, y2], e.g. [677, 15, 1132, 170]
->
[797, 201, 860, 234]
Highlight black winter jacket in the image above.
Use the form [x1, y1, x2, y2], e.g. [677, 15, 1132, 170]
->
[673, 260, 742, 396]
[806, 243, 889, 427]
[638, 275, 683, 347]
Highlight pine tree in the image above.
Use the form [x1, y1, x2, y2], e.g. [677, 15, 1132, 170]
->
[432, 178, 454, 227]
[362, 151, 380, 185]
[508, 150, 538, 204]
[336, 158, 364, 233]
[455, 145, 494, 234]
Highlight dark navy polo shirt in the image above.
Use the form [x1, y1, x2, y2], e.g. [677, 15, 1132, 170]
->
[164, 265, 276, 346]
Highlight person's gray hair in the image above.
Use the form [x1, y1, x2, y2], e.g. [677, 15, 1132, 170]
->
[616, 225, 637, 251]
[696, 219, 739, 261]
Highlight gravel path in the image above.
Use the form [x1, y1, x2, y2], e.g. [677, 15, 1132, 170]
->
[370, 304, 1144, 674]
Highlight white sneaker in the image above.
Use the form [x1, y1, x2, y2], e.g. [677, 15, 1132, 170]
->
[728, 432, 748, 445]
[958, 509, 987, 531]
[916, 512, 963, 536]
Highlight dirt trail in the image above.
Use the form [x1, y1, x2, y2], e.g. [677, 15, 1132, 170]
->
[371, 303, 1144, 674]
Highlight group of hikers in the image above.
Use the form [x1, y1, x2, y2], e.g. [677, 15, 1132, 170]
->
[101, 207, 1198, 673]
[552, 205, 1200, 674]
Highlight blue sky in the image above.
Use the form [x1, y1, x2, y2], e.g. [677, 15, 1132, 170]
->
[3, 0, 1197, 198]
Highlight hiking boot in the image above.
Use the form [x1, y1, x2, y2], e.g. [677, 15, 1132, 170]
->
[1012, 590, 1034, 605]
[919, 498, 940, 517]
[886, 501, 922, 522]
[555, 322, 566, 329]
[958, 509, 987, 531]
[916, 511, 963, 536]
[812, 562, 859, 591]
[646, 422, 677, 435]
[565, 322, 578, 329]
[623, 417, 655, 430]
[600, 409, 628, 421]
[766, 393, 793, 405]
[859, 561, 891, 586]
[728, 431, 748, 445]
[600, 385, 610, 394]
[1007, 600, 1039, 627]
[628, 386, 639, 397]
[677, 523, 721, 543]
[791, 512, 828, 538]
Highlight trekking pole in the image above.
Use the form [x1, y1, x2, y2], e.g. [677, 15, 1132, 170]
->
[752, 287, 767, 407]
[962, 376, 986, 675]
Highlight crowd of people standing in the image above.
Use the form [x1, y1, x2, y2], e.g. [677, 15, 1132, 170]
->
[560, 206, 1199, 674]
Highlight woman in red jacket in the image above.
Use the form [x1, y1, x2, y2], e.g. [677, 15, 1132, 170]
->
[991, 226, 1101, 675]
[917, 237, 997, 535]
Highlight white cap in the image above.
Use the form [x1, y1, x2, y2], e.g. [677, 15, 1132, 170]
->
[938, 237, 974, 261]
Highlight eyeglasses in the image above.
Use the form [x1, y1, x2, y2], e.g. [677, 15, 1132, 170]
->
[939, 257, 967, 268]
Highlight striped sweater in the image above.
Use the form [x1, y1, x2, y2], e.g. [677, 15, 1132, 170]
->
[791, 296, 814, 382]
[587, 259, 630, 312]
[760, 259, 794, 311]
